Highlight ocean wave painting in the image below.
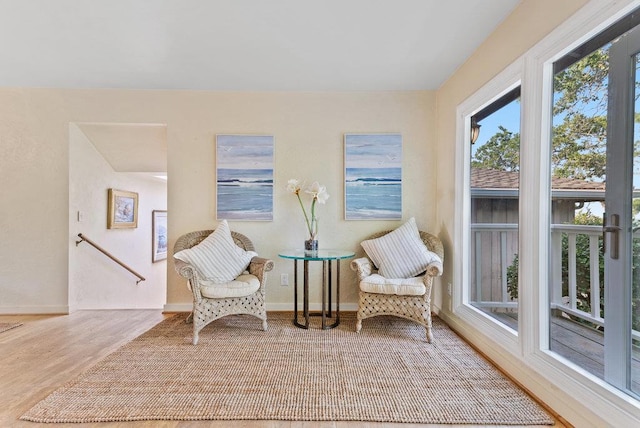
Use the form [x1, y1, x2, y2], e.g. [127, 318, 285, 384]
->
[216, 135, 274, 221]
[344, 134, 402, 220]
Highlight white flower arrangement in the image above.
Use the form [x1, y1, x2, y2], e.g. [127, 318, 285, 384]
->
[286, 179, 329, 240]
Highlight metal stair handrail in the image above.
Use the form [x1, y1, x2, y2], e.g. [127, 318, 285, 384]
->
[75, 233, 145, 284]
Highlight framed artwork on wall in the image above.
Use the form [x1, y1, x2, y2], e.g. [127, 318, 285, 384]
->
[107, 188, 139, 229]
[216, 134, 274, 221]
[152, 210, 167, 262]
[344, 133, 402, 220]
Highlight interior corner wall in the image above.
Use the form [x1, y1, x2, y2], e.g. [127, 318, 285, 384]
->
[433, 0, 590, 313]
[68, 124, 167, 310]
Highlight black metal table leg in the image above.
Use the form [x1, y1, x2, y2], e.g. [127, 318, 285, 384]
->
[282, 250, 352, 330]
[328, 260, 333, 318]
[321, 259, 339, 330]
[336, 260, 341, 326]
[321, 260, 326, 329]
[293, 259, 309, 329]
[303, 259, 309, 328]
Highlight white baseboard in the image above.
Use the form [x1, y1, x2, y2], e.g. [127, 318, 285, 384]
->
[0, 305, 69, 314]
[163, 302, 359, 313]
[437, 310, 640, 428]
[267, 302, 358, 312]
[163, 303, 192, 313]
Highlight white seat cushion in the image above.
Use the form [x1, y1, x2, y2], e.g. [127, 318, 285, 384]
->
[199, 274, 260, 299]
[359, 274, 426, 296]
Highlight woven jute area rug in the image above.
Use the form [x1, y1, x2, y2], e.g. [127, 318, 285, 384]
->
[22, 313, 553, 425]
[0, 322, 22, 334]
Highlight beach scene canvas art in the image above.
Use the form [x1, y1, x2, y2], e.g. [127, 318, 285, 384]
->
[216, 135, 274, 221]
[345, 133, 402, 220]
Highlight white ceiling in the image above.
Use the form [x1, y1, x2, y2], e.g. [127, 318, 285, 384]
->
[0, 0, 521, 91]
[77, 123, 167, 173]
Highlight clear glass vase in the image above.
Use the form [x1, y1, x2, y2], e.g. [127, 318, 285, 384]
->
[304, 217, 318, 254]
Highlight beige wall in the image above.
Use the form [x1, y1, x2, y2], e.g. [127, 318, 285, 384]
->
[0, 89, 70, 313]
[165, 91, 436, 310]
[0, 88, 435, 313]
[434, 0, 589, 312]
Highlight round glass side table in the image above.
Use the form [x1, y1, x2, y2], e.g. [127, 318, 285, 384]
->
[278, 249, 355, 329]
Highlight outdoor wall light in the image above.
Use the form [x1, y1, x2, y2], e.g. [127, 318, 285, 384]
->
[470, 117, 481, 145]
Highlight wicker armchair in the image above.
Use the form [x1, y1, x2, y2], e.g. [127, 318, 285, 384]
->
[350, 230, 444, 342]
[173, 229, 274, 345]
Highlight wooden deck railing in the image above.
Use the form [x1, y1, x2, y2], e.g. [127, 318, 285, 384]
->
[470, 223, 638, 339]
[471, 223, 518, 310]
[549, 224, 603, 326]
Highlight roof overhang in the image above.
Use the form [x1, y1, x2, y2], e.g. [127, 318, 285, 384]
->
[471, 189, 606, 201]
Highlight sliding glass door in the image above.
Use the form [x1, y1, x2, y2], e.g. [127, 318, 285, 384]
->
[604, 26, 640, 397]
[549, 21, 640, 398]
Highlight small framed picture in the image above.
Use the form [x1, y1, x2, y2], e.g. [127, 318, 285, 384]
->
[152, 210, 168, 262]
[107, 189, 139, 229]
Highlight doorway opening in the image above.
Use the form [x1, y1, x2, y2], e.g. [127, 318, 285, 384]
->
[68, 122, 167, 310]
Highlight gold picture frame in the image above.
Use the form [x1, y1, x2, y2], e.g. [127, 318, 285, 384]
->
[107, 189, 139, 229]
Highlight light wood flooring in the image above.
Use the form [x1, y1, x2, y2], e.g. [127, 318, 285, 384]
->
[0, 310, 567, 428]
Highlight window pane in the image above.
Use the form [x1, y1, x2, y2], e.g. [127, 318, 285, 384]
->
[469, 92, 520, 331]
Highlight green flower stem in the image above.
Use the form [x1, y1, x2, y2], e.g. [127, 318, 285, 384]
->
[310, 199, 318, 238]
[296, 193, 313, 237]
